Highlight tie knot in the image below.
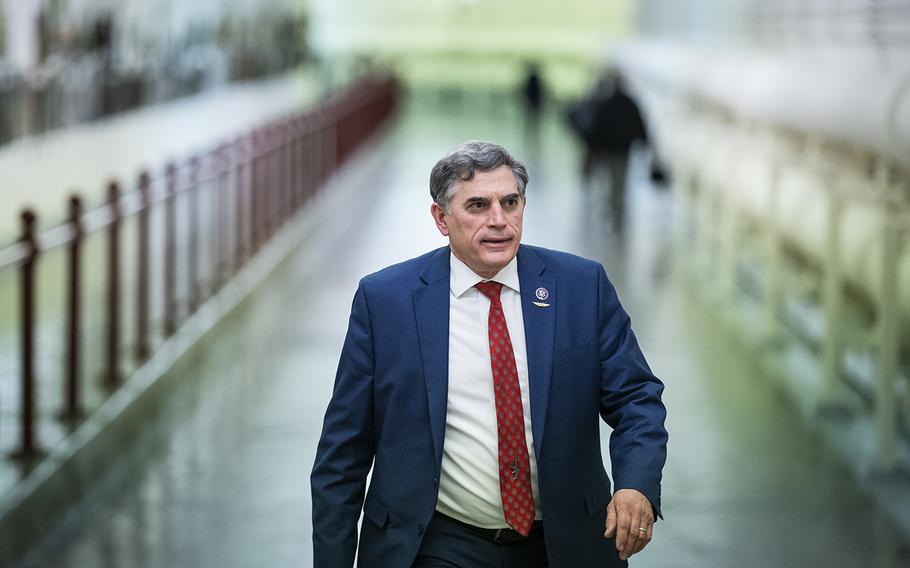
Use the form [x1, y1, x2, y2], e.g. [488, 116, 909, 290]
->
[475, 281, 503, 301]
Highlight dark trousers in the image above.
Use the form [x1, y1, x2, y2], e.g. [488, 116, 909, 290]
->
[412, 512, 548, 568]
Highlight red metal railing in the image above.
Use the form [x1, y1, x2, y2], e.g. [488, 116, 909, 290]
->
[0, 74, 399, 459]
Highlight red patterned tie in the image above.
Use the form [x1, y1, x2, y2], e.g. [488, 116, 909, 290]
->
[475, 281, 536, 537]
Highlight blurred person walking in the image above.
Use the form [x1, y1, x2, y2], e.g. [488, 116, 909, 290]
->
[521, 62, 546, 152]
[568, 71, 649, 233]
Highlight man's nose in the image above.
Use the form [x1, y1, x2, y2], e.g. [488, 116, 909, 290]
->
[487, 203, 506, 226]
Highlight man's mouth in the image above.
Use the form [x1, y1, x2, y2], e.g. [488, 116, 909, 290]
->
[481, 236, 513, 247]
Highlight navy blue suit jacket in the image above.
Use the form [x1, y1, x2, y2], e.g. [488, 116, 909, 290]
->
[311, 245, 667, 567]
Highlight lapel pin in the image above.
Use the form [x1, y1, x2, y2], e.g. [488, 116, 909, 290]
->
[533, 287, 550, 307]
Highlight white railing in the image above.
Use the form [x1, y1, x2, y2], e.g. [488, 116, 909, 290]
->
[616, 36, 910, 470]
[637, 0, 910, 50]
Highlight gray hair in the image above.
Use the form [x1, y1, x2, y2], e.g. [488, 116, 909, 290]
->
[429, 140, 529, 211]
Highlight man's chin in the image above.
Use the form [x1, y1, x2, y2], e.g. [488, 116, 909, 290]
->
[479, 249, 518, 271]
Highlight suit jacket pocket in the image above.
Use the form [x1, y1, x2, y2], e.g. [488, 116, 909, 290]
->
[584, 477, 613, 516]
[553, 339, 593, 370]
[363, 494, 390, 528]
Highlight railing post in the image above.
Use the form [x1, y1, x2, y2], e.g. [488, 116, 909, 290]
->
[694, 178, 714, 277]
[105, 181, 122, 389]
[136, 172, 152, 361]
[275, 124, 286, 226]
[270, 125, 281, 235]
[265, 127, 276, 238]
[14, 209, 41, 458]
[250, 130, 261, 253]
[820, 173, 845, 404]
[282, 121, 293, 222]
[337, 96, 350, 166]
[292, 119, 302, 212]
[187, 156, 201, 313]
[763, 166, 783, 340]
[718, 187, 740, 301]
[263, 128, 272, 242]
[303, 118, 312, 201]
[306, 119, 317, 200]
[875, 187, 901, 472]
[670, 163, 692, 249]
[63, 196, 84, 422]
[234, 137, 247, 272]
[164, 163, 178, 337]
[259, 128, 271, 243]
[313, 113, 325, 190]
[324, 107, 337, 181]
[216, 144, 231, 291]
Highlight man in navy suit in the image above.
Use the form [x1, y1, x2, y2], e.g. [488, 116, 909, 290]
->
[312, 141, 667, 567]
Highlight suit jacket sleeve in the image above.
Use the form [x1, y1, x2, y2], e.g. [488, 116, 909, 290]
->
[596, 265, 668, 518]
[311, 282, 376, 567]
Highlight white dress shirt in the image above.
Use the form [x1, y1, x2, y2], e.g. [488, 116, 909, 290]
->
[435, 253, 543, 528]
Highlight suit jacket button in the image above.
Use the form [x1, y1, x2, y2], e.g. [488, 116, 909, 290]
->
[417, 524, 425, 535]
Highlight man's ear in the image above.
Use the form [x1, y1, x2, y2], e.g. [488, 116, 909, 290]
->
[431, 203, 449, 236]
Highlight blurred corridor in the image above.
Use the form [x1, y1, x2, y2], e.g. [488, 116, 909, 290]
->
[4, 93, 908, 567]
[2, 1, 910, 567]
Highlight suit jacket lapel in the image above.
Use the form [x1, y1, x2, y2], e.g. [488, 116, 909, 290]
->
[517, 246, 556, 462]
[414, 247, 451, 471]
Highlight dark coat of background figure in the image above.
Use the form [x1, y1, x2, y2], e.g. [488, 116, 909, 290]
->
[568, 73, 649, 233]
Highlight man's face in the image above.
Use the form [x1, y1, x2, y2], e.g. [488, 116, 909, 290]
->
[431, 165, 525, 278]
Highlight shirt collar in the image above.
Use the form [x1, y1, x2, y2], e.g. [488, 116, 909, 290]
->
[450, 252, 520, 298]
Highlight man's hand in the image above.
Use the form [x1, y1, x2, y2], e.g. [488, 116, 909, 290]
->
[604, 488, 654, 561]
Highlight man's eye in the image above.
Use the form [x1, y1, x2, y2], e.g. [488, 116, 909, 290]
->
[504, 198, 519, 207]
[468, 201, 484, 209]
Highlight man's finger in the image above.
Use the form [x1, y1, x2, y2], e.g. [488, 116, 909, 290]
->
[614, 505, 632, 556]
[604, 500, 617, 538]
[630, 507, 655, 556]
[620, 510, 641, 561]
[631, 521, 652, 555]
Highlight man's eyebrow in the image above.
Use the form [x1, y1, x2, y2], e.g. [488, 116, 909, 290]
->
[463, 196, 489, 206]
[501, 193, 521, 200]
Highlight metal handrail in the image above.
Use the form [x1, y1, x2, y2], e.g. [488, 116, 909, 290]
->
[0, 74, 401, 457]
[0, 105, 331, 272]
